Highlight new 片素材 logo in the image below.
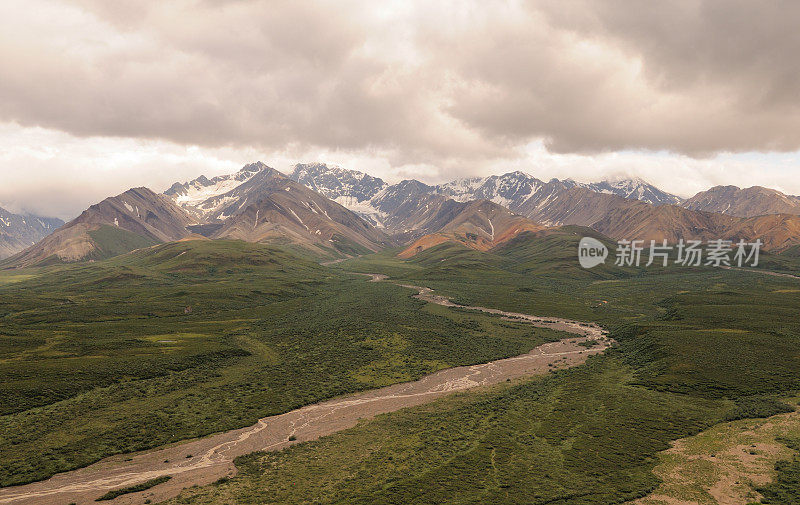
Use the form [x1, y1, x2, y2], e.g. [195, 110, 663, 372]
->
[578, 237, 762, 269]
[578, 237, 608, 269]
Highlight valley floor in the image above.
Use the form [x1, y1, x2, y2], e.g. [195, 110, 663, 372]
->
[3, 236, 800, 505]
[0, 280, 609, 505]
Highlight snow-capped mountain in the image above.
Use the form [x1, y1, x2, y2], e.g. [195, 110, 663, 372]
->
[434, 172, 681, 208]
[446, 172, 546, 208]
[0, 207, 63, 259]
[585, 177, 683, 206]
[435, 176, 488, 201]
[290, 163, 388, 206]
[163, 162, 391, 255]
[5, 162, 393, 268]
[439, 172, 681, 207]
[164, 162, 266, 220]
[8, 160, 800, 268]
[289, 163, 389, 227]
[288, 165, 682, 234]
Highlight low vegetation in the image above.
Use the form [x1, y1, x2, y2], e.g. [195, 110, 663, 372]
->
[633, 399, 800, 505]
[0, 239, 568, 486]
[164, 230, 800, 504]
[3, 231, 800, 502]
[95, 475, 171, 501]
[756, 436, 800, 504]
[166, 357, 728, 505]
[756, 440, 800, 504]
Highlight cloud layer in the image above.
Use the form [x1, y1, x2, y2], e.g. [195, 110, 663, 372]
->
[3, 0, 800, 160]
[1, 0, 799, 218]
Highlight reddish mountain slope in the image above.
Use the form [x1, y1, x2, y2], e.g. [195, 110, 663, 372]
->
[399, 200, 544, 258]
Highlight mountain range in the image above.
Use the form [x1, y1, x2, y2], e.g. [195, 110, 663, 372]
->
[0, 207, 63, 259]
[3, 162, 800, 267]
[3, 164, 392, 267]
[288, 163, 683, 229]
[4, 187, 193, 267]
[288, 164, 800, 254]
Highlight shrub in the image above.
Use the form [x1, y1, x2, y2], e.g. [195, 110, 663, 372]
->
[95, 475, 171, 501]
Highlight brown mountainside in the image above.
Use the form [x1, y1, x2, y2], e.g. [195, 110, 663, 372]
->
[4, 188, 193, 267]
[682, 185, 800, 218]
[210, 176, 392, 255]
[399, 200, 544, 258]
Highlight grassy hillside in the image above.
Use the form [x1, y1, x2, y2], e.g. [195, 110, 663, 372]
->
[0, 240, 570, 486]
[343, 227, 800, 323]
[87, 224, 161, 259]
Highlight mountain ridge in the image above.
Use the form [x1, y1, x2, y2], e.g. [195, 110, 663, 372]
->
[8, 162, 800, 268]
[681, 185, 800, 218]
[398, 200, 545, 258]
[0, 207, 63, 259]
[4, 165, 394, 268]
[3, 187, 194, 268]
[287, 164, 684, 235]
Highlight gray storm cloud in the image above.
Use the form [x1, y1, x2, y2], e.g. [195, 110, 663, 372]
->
[1, 0, 799, 168]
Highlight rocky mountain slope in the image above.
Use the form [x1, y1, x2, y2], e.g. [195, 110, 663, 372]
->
[533, 189, 800, 251]
[398, 200, 545, 258]
[165, 162, 266, 220]
[205, 174, 392, 255]
[289, 164, 800, 251]
[288, 164, 682, 234]
[290, 163, 387, 208]
[167, 162, 391, 254]
[0, 207, 63, 259]
[439, 172, 681, 207]
[4, 188, 194, 267]
[723, 213, 800, 251]
[682, 185, 800, 218]
[5, 163, 392, 268]
[10, 161, 800, 267]
[590, 200, 736, 244]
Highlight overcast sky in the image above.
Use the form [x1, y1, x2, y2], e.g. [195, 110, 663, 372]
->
[1, 0, 800, 219]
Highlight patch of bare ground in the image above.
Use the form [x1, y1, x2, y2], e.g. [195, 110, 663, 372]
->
[633, 404, 800, 505]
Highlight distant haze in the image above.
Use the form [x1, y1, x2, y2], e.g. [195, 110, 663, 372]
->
[1, 1, 799, 219]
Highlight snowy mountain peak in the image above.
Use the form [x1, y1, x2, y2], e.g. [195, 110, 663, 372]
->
[503, 170, 533, 179]
[164, 162, 278, 219]
[436, 177, 487, 201]
[586, 177, 682, 205]
[290, 163, 387, 205]
[284, 162, 682, 230]
[238, 161, 269, 177]
[163, 161, 682, 236]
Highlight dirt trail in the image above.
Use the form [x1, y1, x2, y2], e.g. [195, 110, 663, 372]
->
[0, 275, 611, 505]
